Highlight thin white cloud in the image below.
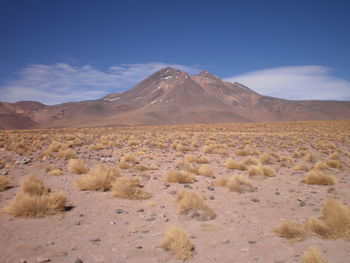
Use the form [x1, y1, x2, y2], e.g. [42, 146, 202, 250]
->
[0, 62, 200, 105]
[225, 65, 350, 100]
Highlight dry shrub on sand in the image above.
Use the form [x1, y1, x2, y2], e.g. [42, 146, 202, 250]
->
[308, 198, 350, 240]
[236, 146, 259, 156]
[225, 158, 246, 170]
[176, 190, 216, 221]
[49, 169, 63, 176]
[111, 178, 151, 199]
[119, 153, 139, 169]
[3, 175, 66, 217]
[243, 157, 260, 166]
[0, 175, 10, 191]
[313, 161, 329, 171]
[198, 164, 214, 177]
[326, 159, 342, 169]
[165, 170, 196, 183]
[293, 165, 310, 172]
[176, 160, 199, 174]
[303, 170, 335, 185]
[75, 164, 121, 191]
[225, 175, 255, 193]
[274, 219, 308, 242]
[259, 152, 277, 164]
[301, 246, 329, 263]
[57, 148, 77, 159]
[68, 159, 89, 174]
[160, 226, 194, 261]
[211, 177, 228, 187]
[248, 165, 276, 177]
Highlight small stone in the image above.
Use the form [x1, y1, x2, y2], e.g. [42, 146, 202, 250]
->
[207, 186, 215, 191]
[19, 260, 27, 263]
[116, 208, 125, 214]
[16, 157, 32, 165]
[37, 258, 50, 263]
[136, 246, 142, 249]
[137, 208, 144, 213]
[209, 196, 215, 200]
[123, 221, 129, 225]
[164, 183, 170, 188]
[222, 239, 230, 244]
[0, 163, 4, 169]
[275, 192, 280, 195]
[89, 238, 101, 243]
[299, 202, 306, 207]
[251, 198, 260, 203]
[184, 184, 192, 189]
[75, 259, 83, 263]
[146, 217, 156, 222]
[79, 214, 84, 217]
[248, 241, 257, 244]
[74, 221, 81, 226]
[2, 170, 8, 176]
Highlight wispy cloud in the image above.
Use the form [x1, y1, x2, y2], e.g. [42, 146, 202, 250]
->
[225, 65, 350, 100]
[0, 62, 200, 105]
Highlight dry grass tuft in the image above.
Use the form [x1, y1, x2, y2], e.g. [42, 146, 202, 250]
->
[211, 177, 228, 187]
[3, 175, 67, 217]
[0, 175, 10, 191]
[301, 246, 329, 263]
[225, 175, 255, 193]
[111, 178, 151, 199]
[293, 165, 310, 172]
[165, 170, 196, 183]
[176, 190, 216, 221]
[248, 165, 276, 177]
[309, 198, 350, 240]
[75, 164, 121, 191]
[243, 157, 260, 166]
[303, 170, 335, 185]
[274, 219, 308, 242]
[326, 159, 342, 169]
[176, 160, 199, 174]
[68, 159, 89, 174]
[259, 152, 277, 164]
[160, 226, 194, 260]
[49, 169, 63, 176]
[225, 158, 246, 170]
[57, 148, 77, 159]
[236, 146, 259, 156]
[313, 161, 329, 171]
[198, 164, 214, 177]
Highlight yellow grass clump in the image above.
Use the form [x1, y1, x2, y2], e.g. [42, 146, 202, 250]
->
[225, 175, 255, 193]
[0, 175, 10, 191]
[303, 170, 335, 185]
[308, 198, 350, 240]
[198, 164, 214, 177]
[293, 165, 310, 172]
[75, 164, 121, 191]
[248, 165, 276, 177]
[119, 153, 139, 169]
[274, 219, 308, 242]
[49, 169, 63, 176]
[111, 178, 151, 199]
[225, 158, 246, 170]
[165, 170, 196, 183]
[259, 152, 277, 164]
[176, 190, 216, 221]
[160, 226, 194, 260]
[68, 159, 89, 174]
[301, 247, 329, 263]
[175, 160, 199, 174]
[236, 146, 259, 156]
[313, 161, 329, 171]
[243, 157, 260, 166]
[57, 148, 77, 159]
[3, 175, 66, 217]
[326, 159, 342, 169]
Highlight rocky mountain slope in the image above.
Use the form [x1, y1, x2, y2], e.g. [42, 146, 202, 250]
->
[1, 67, 350, 129]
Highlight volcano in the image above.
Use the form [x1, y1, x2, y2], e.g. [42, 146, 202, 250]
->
[1, 67, 350, 129]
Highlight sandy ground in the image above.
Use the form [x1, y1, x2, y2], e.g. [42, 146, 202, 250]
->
[0, 122, 349, 263]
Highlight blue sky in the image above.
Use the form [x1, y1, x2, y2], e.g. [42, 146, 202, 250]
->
[1, 0, 350, 104]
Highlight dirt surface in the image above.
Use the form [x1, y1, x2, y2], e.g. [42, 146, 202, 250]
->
[0, 121, 349, 263]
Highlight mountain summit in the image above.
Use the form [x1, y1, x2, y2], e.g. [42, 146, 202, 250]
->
[1, 67, 350, 129]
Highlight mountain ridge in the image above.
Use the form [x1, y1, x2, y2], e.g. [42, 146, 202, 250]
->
[1, 67, 350, 129]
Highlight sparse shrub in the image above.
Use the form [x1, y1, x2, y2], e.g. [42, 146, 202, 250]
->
[68, 159, 89, 174]
[75, 164, 121, 191]
[326, 159, 342, 169]
[304, 153, 315, 163]
[243, 157, 260, 166]
[198, 164, 214, 177]
[301, 246, 328, 263]
[149, 163, 159, 170]
[160, 226, 194, 260]
[176, 190, 216, 221]
[236, 146, 259, 156]
[165, 170, 196, 183]
[176, 160, 199, 174]
[248, 165, 276, 177]
[225, 158, 246, 170]
[225, 175, 255, 193]
[308, 198, 350, 240]
[57, 148, 77, 159]
[48, 141, 64, 153]
[259, 152, 277, 164]
[49, 169, 63, 176]
[3, 176, 67, 217]
[274, 219, 308, 242]
[0, 175, 10, 191]
[293, 165, 310, 172]
[303, 170, 335, 185]
[111, 178, 151, 199]
[313, 161, 329, 171]
[89, 143, 104, 150]
[119, 153, 139, 169]
[211, 177, 228, 187]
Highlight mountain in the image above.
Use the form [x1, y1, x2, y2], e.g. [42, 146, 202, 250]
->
[1, 67, 350, 129]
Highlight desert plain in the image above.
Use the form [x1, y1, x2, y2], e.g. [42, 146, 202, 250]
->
[0, 120, 349, 263]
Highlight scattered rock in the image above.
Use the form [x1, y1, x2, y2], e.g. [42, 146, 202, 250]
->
[184, 184, 192, 189]
[0, 163, 4, 169]
[89, 238, 101, 244]
[137, 208, 144, 213]
[222, 239, 230, 244]
[75, 258, 83, 263]
[136, 246, 142, 249]
[15, 157, 32, 165]
[37, 258, 50, 263]
[74, 221, 81, 226]
[275, 192, 280, 195]
[116, 208, 126, 214]
[146, 217, 156, 222]
[19, 260, 27, 263]
[209, 195, 215, 200]
[251, 198, 260, 203]
[207, 186, 215, 191]
[248, 241, 257, 244]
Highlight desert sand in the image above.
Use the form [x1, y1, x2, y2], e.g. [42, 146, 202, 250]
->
[0, 120, 349, 263]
